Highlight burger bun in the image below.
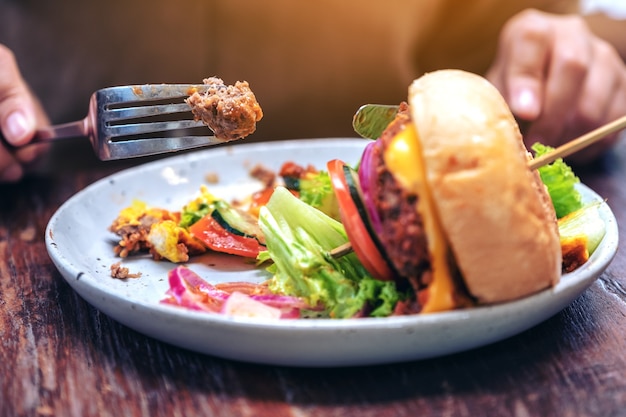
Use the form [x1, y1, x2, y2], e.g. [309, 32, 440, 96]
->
[408, 69, 561, 304]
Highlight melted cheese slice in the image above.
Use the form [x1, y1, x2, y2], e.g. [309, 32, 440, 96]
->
[384, 123, 457, 313]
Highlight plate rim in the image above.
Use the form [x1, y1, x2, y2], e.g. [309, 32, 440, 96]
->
[44, 137, 619, 365]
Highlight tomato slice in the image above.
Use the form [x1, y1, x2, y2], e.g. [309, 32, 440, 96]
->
[248, 186, 300, 218]
[327, 159, 394, 280]
[248, 187, 275, 218]
[189, 215, 264, 258]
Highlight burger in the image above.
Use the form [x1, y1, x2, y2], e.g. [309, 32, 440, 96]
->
[327, 69, 562, 314]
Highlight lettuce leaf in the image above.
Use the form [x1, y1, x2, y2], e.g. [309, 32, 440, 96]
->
[179, 186, 219, 228]
[257, 186, 400, 318]
[532, 143, 583, 218]
[298, 170, 341, 221]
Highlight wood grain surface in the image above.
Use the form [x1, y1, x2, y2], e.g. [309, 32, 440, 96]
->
[1, 138, 625, 417]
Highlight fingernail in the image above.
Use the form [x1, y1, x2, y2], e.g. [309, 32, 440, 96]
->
[5, 110, 32, 145]
[512, 88, 540, 119]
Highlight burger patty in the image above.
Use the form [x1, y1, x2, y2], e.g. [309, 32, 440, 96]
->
[372, 103, 431, 291]
[186, 77, 263, 141]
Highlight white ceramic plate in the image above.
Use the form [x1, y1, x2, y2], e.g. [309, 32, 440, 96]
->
[46, 138, 619, 367]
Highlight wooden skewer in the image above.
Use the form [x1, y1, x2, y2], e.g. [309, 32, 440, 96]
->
[527, 114, 626, 170]
[328, 242, 353, 258]
[330, 115, 626, 258]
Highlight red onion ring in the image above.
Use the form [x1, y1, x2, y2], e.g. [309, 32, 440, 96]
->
[358, 141, 384, 235]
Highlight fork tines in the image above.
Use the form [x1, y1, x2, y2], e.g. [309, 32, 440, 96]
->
[101, 84, 210, 104]
[98, 84, 215, 145]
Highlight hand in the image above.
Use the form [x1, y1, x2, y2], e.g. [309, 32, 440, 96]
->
[0, 44, 49, 182]
[486, 9, 626, 163]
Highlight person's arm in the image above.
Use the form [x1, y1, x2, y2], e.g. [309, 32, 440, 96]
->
[0, 44, 49, 182]
[486, 9, 626, 163]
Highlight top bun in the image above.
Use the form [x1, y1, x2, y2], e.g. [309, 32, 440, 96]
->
[408, 69, 561, 304]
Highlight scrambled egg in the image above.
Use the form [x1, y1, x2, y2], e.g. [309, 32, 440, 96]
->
[109, 199, 205, 262]
[147, 220, 190, 263]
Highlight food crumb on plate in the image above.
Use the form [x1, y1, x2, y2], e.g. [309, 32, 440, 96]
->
[110, 262, 142, 279]
[205, 172, 220, 184]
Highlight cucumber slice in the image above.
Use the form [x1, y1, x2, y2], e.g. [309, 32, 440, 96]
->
[211, 201, 265, 244]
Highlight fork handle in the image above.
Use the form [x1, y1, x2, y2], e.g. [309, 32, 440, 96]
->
[30, 119, 88, 144]
[0, 119, 88, 148]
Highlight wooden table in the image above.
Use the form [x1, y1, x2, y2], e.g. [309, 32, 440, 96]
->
[1, 138, 625, 417]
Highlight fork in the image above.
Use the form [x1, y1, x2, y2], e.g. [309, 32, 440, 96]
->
[11, 84, 231, 160]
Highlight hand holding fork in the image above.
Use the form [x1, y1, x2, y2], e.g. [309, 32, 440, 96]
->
[0, 46, 255, 182]
[3, 83, 240, 161]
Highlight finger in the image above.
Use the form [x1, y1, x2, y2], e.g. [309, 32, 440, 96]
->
[525, 29, 592, 147]
[575, 40, 622, 132]
[543, 37, 590, 136]
[0, 144, 22, 182]
[558, 59, 625, 164]
[0, 44, 38, 146]
[571, 75, 626, 163]
[16, 142, 48, 164]
[498, 11, 553, 121]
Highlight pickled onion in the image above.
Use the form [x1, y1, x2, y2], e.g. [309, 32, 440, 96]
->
[358, 141, 384, 235]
